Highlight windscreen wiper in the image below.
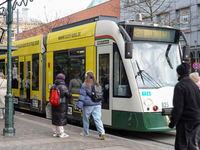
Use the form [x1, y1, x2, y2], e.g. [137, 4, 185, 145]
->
[135, 60, 163, 89]
[165, 44, 173, 69]
[135, 60, 145, 85]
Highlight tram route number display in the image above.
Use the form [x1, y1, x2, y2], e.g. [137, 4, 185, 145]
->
[193, 62, 200, 69]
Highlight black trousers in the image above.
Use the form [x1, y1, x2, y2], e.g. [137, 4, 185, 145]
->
[175, 120, 200, 150]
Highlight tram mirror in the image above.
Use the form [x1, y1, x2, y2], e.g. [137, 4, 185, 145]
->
[182, 45, 190, 61]
[125, 41, 133, 59]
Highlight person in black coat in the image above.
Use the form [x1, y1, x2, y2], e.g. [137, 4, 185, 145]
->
[169, 63, 200, 150]
[51, 73, 71, 138]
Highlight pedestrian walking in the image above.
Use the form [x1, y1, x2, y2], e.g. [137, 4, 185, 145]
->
[77, 71, 105, 140]
[189, 72, 200, 89]
[169, 63, 200, 150]
[51, 73, 72, 138]
[0, 72, 6, 119]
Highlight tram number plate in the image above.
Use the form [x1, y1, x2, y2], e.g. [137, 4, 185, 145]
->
[32, 99, 38, 108]
[14, 98, 18, 104]
[162, 102, 169, 108]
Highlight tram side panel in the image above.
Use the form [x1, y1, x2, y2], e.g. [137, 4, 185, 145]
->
[10, 35, 46, 113]
[45, 22, 97, 120]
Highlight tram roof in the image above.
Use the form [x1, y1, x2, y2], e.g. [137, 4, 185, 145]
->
[0, 46, 18, 54]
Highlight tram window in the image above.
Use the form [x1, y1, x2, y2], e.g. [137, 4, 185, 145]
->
[69, 49, 85, 57]
[32, 54, 39, 90]
[20, 62, 24, 94]
[99, 54, 109, 109]
[12, 57, 18, 89]
[54, 49, 85, 90]
[113, 43, 132, 97]
[0, 59, 5, 75]
[54, 50, 69, 85]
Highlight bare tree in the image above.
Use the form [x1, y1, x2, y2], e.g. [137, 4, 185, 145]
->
[121, 0, 175, 22]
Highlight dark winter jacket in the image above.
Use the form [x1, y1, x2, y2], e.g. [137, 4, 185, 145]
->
[169, 75, 200, 128]
[51, 74, 71, 126]
[77, 82, 101, 109]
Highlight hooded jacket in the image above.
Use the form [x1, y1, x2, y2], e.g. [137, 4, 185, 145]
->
[77, 82, 101, 109]
[169, 75, 200, 128]
[189, 72, 200, 89]
[51, 73, 71, 126]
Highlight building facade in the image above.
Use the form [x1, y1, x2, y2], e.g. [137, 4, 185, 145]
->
[0, 10, 42, 44]
[16, 0, 120, 40]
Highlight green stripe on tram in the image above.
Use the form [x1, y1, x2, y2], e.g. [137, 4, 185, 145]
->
[112, 110, 174, 132]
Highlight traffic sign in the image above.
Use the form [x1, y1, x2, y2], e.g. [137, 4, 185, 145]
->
[193, 62, 200, 69]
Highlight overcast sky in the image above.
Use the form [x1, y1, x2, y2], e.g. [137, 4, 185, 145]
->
[1, 0, 93, 22]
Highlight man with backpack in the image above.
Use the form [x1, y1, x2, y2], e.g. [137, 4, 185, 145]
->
[77, 71, 105, 140]
[50, 73, 71, 138]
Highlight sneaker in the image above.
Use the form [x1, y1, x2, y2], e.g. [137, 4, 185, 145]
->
[53, 133, 60, 137]
[80, 132, 89, 137]
[100, 133, 105, 140]
[59, 133, 69, 138]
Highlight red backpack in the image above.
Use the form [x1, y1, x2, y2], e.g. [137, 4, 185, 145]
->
[49, 85, 61, 106]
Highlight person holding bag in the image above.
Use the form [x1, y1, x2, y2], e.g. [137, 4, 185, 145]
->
[0, 72, 6, 119]
[77, 71, 105, 140]
[51, 73, 72, 138]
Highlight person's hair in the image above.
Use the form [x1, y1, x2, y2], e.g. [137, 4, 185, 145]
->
[85, 71, 99, 89]
[0, 72, 5, 79]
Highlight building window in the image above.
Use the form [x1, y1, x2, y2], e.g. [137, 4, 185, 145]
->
[179, 8, 190, 32]
[159, 13, 170, 26]
[11, 30, 15, 38]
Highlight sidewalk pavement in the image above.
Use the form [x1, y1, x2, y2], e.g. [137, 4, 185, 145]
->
[0, 111, 171, 150]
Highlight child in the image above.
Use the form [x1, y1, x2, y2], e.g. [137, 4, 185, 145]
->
[189, 72, 200, 90]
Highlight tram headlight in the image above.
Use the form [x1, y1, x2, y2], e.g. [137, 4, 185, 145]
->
[144, 98, 153, 107]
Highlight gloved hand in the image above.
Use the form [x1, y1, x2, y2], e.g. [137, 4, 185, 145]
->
[168, 122, 174, 128]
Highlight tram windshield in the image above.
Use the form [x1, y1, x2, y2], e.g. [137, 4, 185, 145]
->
[131, 42, 181, 89]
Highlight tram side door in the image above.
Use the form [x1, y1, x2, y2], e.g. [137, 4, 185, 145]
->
[19, 56, 31, 101]
[25, 56, 31, 101]
[97, 45, 112, 126]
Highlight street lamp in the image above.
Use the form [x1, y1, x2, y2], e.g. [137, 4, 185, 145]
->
[0, 0, 34, 136]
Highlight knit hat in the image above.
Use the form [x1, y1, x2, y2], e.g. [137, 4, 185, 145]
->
[189, 72, 200, 85]
[56, 73, 65, 80]
[176, 63, 190, 76]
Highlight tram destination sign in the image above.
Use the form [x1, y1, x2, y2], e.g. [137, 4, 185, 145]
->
[133, 27, 176, 43]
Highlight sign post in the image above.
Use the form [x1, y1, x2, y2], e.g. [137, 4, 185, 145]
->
[193, 62, 200, 72]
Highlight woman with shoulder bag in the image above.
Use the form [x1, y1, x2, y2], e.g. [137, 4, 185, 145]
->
[77, 71, 105, 140]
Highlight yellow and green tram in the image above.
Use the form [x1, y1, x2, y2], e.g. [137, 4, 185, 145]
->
[0, 18, 190, 131]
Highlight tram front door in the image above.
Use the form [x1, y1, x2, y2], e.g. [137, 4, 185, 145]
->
[97, 45, 112, 126]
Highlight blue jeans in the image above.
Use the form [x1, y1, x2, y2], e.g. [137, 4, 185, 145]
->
[82, 105, 105, 136]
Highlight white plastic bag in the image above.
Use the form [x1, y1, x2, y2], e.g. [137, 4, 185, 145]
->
[46, 102, 52, 119]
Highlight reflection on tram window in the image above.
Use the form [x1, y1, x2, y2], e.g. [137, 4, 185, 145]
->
[99, 54, 109, 110]
[12, 57, 18, 89]
[0, 59, 5, 75]
[113, 44, 132, 97]
[54, 49, 85, 88]
[32, 54, 39, 90]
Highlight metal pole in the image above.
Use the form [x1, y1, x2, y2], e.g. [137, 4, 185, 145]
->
[3, 0, 15, 136]
[17, 9, 19, 40]
[195, 41, 197, 72]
